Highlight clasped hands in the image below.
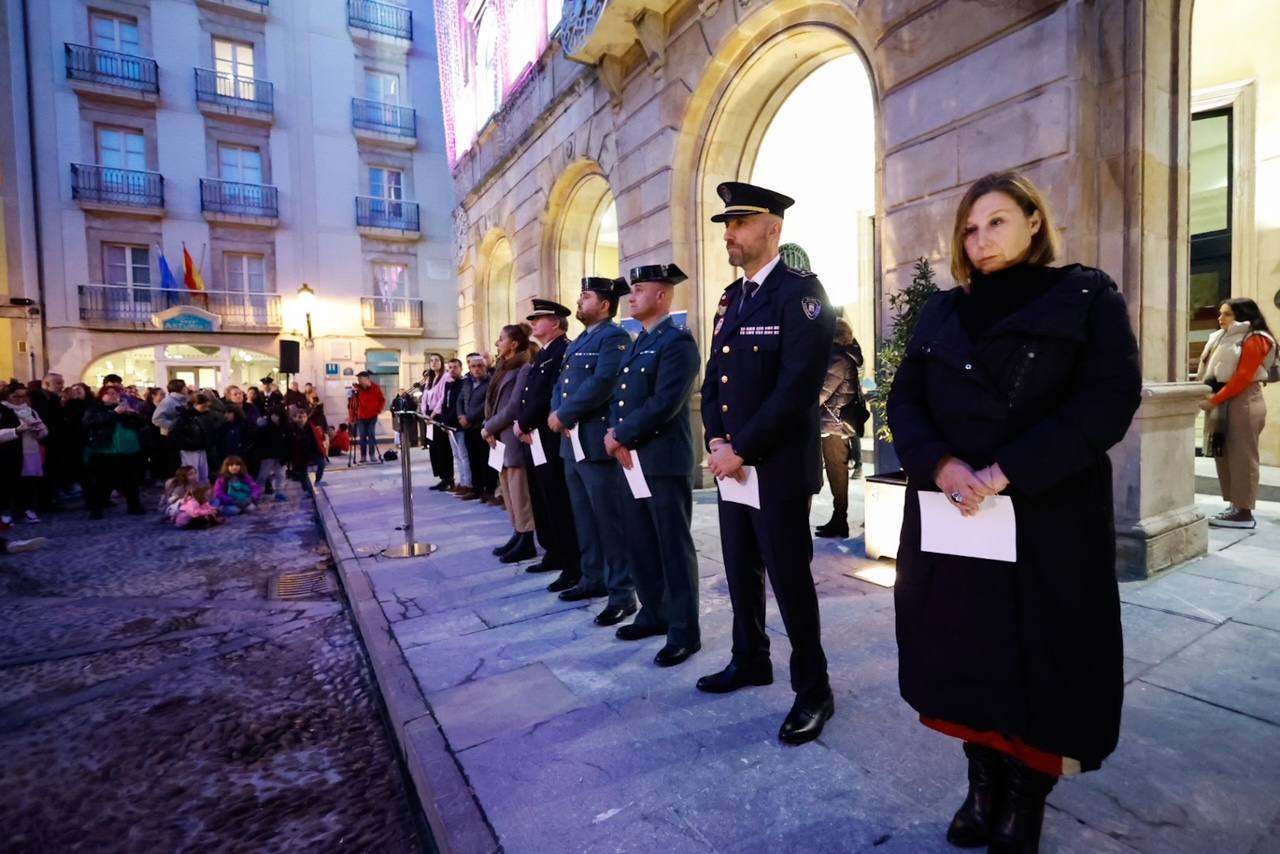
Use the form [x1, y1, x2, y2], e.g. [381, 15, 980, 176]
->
[603, 428, 634, 469]
[934, 455, 1009, 517]
[707, 438, 746, 483]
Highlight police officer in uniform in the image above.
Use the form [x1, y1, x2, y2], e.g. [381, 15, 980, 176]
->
[547, 278, 637, 625]
[605, 264, 702, 667]
[698, 182, 838, 745]
[514, 298, 581, 590]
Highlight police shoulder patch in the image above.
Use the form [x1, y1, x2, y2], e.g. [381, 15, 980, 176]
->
[800, 296, 822, 320]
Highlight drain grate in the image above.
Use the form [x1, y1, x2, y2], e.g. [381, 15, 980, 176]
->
[267, 565, 336, 599]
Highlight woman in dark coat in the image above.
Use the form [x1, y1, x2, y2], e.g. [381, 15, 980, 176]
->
[887, 171, 1142, 853]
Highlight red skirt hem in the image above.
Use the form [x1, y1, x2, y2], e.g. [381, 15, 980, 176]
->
[920, 715, 1079, 777]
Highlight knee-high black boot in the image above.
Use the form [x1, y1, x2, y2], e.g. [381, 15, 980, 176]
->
[988, 757, 1058, 854]
[946, 742, 1007, 848]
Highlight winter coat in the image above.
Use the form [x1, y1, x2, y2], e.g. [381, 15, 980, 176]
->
[152, 393, 188, 433]
[887, 263, 1142, 771]
[819, 342, 864, 438]
[440, 377, 464, 428]
[83, 401, 145, 454]
[175, 495, 219, 526]
[457, 374, 489, 427]
[482, 351, 535, 468]
[353, 382, 385, 420]
[172, 407, 216, 452]
[214, 472, 263, 505]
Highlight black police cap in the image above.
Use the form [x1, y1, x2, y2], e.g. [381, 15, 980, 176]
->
[526, 298, 571, 320]
[581, 276, 631, 299]
[710, 181, 795, 223]
[629, 263, 688, 286]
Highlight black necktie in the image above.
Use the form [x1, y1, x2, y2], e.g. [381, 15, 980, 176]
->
[745, 280, 760, 300]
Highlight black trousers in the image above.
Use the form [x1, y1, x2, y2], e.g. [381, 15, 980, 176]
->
[463, 428, 497, 496]
[624, 474, 700, 647]
[718, 495, 829, 701]
[524, 442, 580, 573]
[821, 432, 850, 522]
[86, 453, 142, 514]
[428, 432, 454, 485]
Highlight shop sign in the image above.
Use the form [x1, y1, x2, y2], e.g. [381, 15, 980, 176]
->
[153, 305, 221, 332]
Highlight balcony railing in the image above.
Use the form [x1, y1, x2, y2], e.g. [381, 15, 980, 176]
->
[71, 163, 164, 209]
[78, 285, 281, 331]
[348, 0, 412, 40]
[355, 196, 420, 232]
[362, 296, 423, 332]
[352, 98, 417, 138]
[194, 67, 274, 114]
[65, 43, 158, 93]
[200, 178, 279, 218]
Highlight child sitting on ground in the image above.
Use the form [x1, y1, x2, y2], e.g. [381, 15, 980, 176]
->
[212, 455, 262, 515]
[159, 465, 198, 520]
[175, 484, 222, 529]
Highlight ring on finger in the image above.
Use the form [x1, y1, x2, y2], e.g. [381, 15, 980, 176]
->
[949, 491, 964, 504]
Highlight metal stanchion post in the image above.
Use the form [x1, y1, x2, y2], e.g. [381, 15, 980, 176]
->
[382, 411, 437, 559]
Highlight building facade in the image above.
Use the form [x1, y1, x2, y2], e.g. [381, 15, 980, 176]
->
[6, 0, 457, 412]
[435, 0, 1280, 577]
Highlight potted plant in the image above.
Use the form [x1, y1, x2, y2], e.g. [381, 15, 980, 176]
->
[863, 257, 938, 560]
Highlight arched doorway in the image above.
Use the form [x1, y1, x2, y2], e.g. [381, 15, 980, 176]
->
[83, 344, 279, 391]
[547, 167, 620, 335]
[483, 237, 516, 352]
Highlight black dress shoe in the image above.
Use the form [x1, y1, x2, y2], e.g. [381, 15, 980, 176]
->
[655, 643, 700, 667]
[499, 532, 537, 563]
[947, 742, 1007, 848]
[615, 622, 668, 641]
[558, 583, 606, 602]
[778, 692, 834, 745]
[815, 525, 849, 539]
[988, 758, 1056, 854]
[593, 602, 638, 626]
[524, 559, 561, 574]
[492, 530, 520, 556]
[547, 572, 580, 593]
[695, 661, 773, 694]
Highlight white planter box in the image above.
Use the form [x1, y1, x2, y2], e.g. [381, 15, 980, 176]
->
[864, 473, 907, 560]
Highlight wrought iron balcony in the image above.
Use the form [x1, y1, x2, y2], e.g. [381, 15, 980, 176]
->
[200, 178, 279, 221]
[195, 0, 269, 19]
[65, 44, 158, 95]
[361, 296, 424, 333]
[78, 285, 281, 331]
[194, 67, 274, 117]
[71, 163, 164, 211]
[352, 98, 417, 140]
[355, 196, 420, 234]
[348, 0, 412, 41]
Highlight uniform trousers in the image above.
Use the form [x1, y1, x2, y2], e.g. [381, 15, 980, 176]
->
[624, 474, 700, 647]
[1216, 382, 1267, 510]
[499, 464, 535, 533]
[718, 495, 830, 701]
[525, 444, 579, 573]
[564, 457, 636, 608]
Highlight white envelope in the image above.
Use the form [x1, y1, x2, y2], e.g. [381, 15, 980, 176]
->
[621, 451, 651, 499]
[717, 466, 760, 509]
[918, 492, 1017, 562]
[529, 429, 548, 467]
[567, 426, 586, 462]
[426, 422, 435, 441]
[488, 440, 506, 472]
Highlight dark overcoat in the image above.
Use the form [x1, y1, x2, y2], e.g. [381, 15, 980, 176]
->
[887, 263, 1142, 771]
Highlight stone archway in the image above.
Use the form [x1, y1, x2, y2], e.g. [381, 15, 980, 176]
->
[479, 236, 516, 353]
[543, 161, 620, 334]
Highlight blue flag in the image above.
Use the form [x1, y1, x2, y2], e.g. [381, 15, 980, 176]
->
[157, 246, 178, 290]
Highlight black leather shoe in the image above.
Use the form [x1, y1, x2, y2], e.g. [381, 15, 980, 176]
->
[525, 559, 561, 574]
[547, 572, 580, 593]
[593, 603, 638, 626]
[988, 758, 1057, 854]
[695, 661, 773, 694]
[946, 743, 1007, 848]
[492, 530, 520, 556]
[499, 532, 536, 563]
[558, 583, 606, 602]
[815, 524, 849, 539]
[655, 643, 700, 667]
[778, 692, 834, 745]
[615, 622, 668, 641]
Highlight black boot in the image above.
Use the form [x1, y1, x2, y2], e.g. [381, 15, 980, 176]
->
[945, 742, 1007, 848]
[492, 530, 520, 556]
[499, 531, 537, 563]
[814, 516, 849, 538]
[988, 757, 1057, 854]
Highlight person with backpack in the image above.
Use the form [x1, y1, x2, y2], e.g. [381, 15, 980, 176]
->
[1197, 297, 1278, 529]
[815, 317, 866, 538]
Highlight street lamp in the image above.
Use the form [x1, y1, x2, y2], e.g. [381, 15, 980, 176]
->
[297, 282, 315, 346]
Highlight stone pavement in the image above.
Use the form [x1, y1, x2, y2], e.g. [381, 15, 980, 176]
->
[0, 484, 424, 853]
[317, 458, 1280, 854]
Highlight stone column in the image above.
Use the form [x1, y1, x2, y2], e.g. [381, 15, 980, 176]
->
[1112, 383, 1208, 580]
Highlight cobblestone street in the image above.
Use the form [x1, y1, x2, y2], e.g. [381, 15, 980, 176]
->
[0, 486, 425, 854]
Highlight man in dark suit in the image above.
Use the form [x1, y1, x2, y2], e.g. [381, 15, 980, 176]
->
[605, 264, 703, 667]
[515, 298, 581, 590]
[547, 278, 637, 625]
[698, 181, 838, 745]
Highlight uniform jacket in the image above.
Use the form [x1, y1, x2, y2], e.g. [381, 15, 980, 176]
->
[553, 320, 630, 463]
[887, 263, 1142, 771]
[516, 333, 569, 459]
[609, 316, 701, 478]
[701, 263, 835, 499]
[483, 351, 535, 468]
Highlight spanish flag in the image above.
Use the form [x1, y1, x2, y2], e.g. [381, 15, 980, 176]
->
[182, 243, 206, 291]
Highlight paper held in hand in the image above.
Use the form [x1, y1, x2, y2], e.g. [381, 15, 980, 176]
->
[487, 440, 506, 472]
[716, 465, 760, 509]
[425, 422, 435, 441]
[621, 452, 651, 499]
[567, 426, 586, 462]
[529, 429, 547, 467]
[918, 492, 1017, 562]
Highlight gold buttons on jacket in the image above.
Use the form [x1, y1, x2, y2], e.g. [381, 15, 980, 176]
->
[722, 345, 730, 354]
[720, 375, 728, 384]
[721, 404, 729, 412]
